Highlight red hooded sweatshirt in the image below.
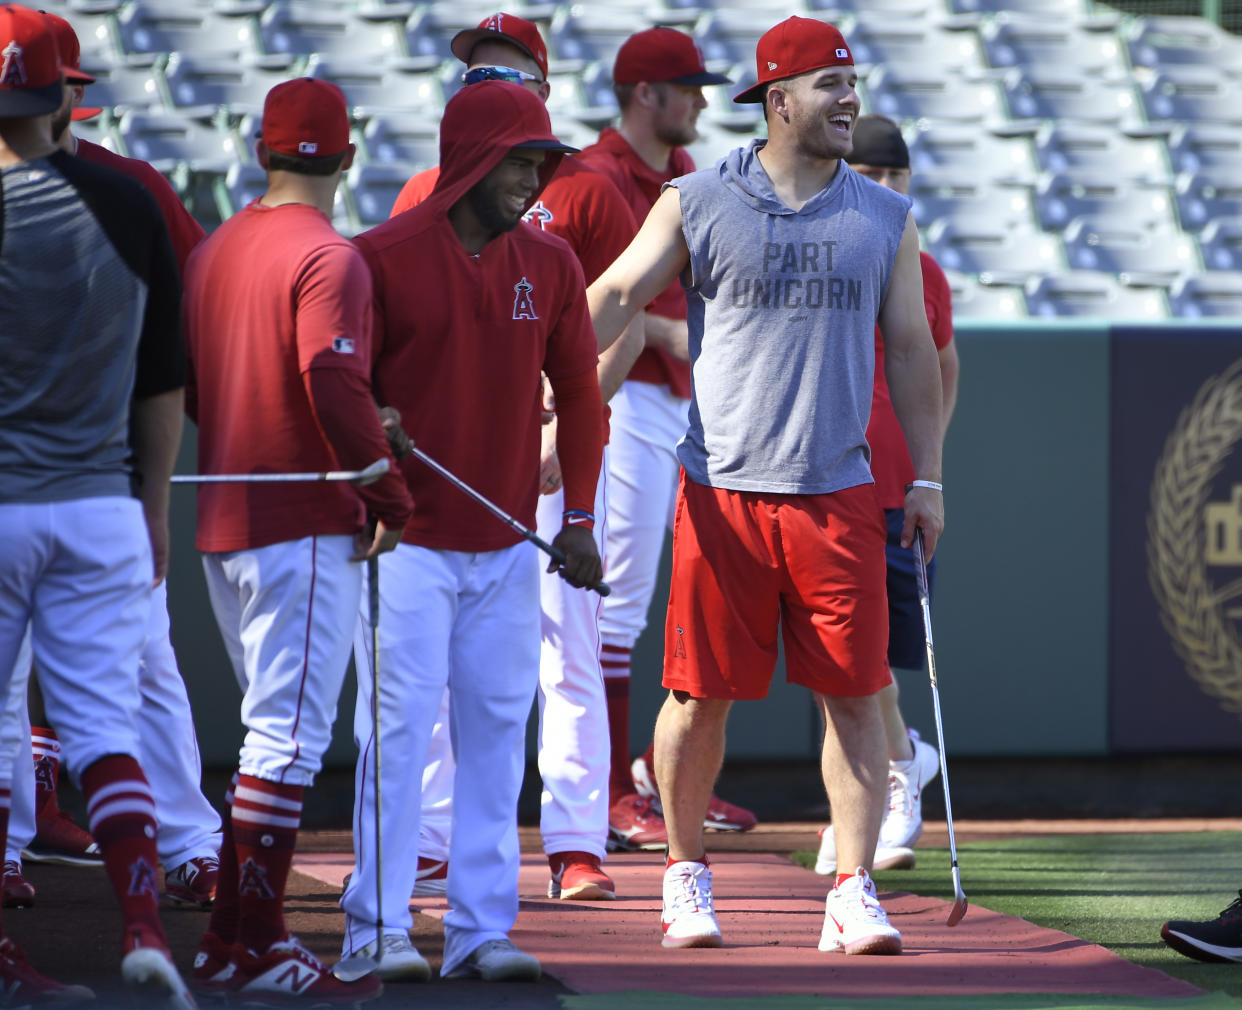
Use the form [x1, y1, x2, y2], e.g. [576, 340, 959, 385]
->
[354, 81, 604, 552]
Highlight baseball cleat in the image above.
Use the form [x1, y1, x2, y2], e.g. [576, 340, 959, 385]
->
[24, 809, 103, 867]
[0, 936, 94, 1006]
[547, 851, 616, 900]
[165, 854, 220, 908]
[661, 860, 722, 949]
[607, 793, 667, 851]
[229, 934, 383, 1005]
[3, 859, 35, 909]
[122, 928, 199, 1010]
[443, 939, 540, 982]
[190, 931, 237, 999]
[1161, 891, 1242, 963]
[631, 753, 757, 832]
[819, 868, 902, 956]
[352, 934, 431, 983]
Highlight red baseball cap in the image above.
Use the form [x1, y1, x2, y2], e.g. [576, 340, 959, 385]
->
[0, 3, 65, 117]
[260, 77, 350, 158]
[733, 16, 854, 105]
[613, 27, 731, 87]
[39, 11, 101, 120]
[451, 13, 548, 81]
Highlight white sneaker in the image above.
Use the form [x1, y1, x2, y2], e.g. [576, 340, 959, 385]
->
[819, 867, 902, 955]
[445, 939, 540, 982]
[356, 933, 430, 983]
[661, 860, 722, 949]
[815, 728, 939, 875]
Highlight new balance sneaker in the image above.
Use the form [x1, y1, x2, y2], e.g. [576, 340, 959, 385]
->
[354, 934, 431, 983]
[0, 936, 94, 1006]
[165, 855, 219, 909]
[814, 824, 915, 876]
[23, 810, 103, 867]
[230, 935, 383, 1005]
[819, 867, 902, 955]
[411, 857, 448, 898]
[1161, 891, 1242, 963]
[190, 931, 236, 998]
[444, 939, 540, 982]
[607, 793, 667, 851]
[547, 851, 616, 900]
[3, 859, 35, 909]
[122, 927, 199, 1010]
[631, 754, 757, 832]
[661, 860, 722, 949]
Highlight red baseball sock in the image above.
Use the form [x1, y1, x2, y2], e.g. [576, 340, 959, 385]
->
[231, 774, 303, 954]
[206, 774, 240, 946]
[603, 660, 633, 802]
[81, 755, 166, 948]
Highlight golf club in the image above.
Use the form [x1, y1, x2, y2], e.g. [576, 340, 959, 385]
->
[332, 556, 385, 982]
[407, 445, 611, 598]
[171, 458, 390, 486]
[913, 528, 969, 927]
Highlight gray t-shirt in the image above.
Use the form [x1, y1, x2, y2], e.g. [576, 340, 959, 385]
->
[0, 151, 182, 503]
[671, 141, 911, 495]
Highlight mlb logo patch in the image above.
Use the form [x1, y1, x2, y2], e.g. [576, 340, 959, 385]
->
[836, 48, 849, 58]
[332, 337, 355, 354]
[298, 141, 319, 154]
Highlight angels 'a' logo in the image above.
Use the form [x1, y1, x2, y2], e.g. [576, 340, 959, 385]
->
[512, 277, 538, 320]
[484, 13, 505, 32]
[523, 201, 554, 230]
[128, 857, 159, 899]
[1, 42, 27, 87]
[672, 625, 687, 659]
[33, 755, 56, 793]
[238, 857, 276, 899]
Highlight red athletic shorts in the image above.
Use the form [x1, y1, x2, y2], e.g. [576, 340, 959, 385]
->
[662, 473, 891, 700]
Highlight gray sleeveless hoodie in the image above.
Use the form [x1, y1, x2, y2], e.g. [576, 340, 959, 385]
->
[670, 139, 911, 495]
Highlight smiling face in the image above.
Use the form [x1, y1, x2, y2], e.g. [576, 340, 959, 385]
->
[768, 66, 860, 162]
[465, 145, 547, 236]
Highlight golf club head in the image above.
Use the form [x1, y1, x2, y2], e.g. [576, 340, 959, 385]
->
[947, 869, 968, 926]
[354, 458, 391, 486]
[331, 954, 377, 982]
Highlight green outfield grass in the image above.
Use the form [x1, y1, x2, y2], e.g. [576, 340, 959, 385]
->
[792, 831, 1242, 999]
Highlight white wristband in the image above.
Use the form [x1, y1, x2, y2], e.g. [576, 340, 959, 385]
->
[909, 480, 943, 493]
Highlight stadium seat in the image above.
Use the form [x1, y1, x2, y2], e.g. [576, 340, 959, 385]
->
[840, 13, 985, 74]
[215, 160, 356, 234]
[694, 8, 796, 67]
[980, 13, 1128, 77]
[259, 1, 410, 61]
[1166, 123, 1242, 174]
[862, 65, 1007, 125]
[1175, 169, 1242, 233]
[907, 170, 1037, 232]
[1024, 271, 1170, 319]
[54, 7, 119, 60]
[1062, 215, 1200, 282]
[1004, 67, 1141, 127]
[941, 269, 1029, 318]
[77, 53, 166, 115]
[1139, 66, 1242, 127]
[304, 55, 447, 116]
[944, 0, 1093, 17]
[361, 111, 440, 168]
[71, 112, 122, 155]
[115, 0, 261, 59]
[906, 121, 1038, 184]
[1034, 171, 1177, 231]
[1197, 216, 1242, 272]
[348, 163, 412, 227]
[548, 6, 648, 65]
[163, 53, 297, 121]
[1124, 15, 1242, 75]
[1033, 122, 1171, 182]
[924, 216, 1065, 282]
[1169, 271, 1242, 317]
[575, 62, 623, 128]
[118, 109, 243, 175]
[808, 0, 940, 16]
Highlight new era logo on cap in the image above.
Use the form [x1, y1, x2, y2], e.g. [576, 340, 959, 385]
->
[767, 61, 777, 70]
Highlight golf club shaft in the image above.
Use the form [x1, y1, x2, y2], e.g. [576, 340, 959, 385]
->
[369, 556, 383, 961]
[171, 458, 389, 485]
[407, 446, 611, 597]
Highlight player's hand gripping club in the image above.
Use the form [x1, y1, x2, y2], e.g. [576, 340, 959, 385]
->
[548, 524, 603, 590]
[901, 482, 944, 558]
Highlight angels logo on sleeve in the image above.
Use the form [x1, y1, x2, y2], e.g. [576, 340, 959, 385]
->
[523, 201, 554, 230]
[512, 276, 539, 320]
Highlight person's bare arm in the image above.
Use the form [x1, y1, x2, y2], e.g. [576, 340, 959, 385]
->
[131, 388, 185, 586]
[597, 313, 645, 404]
[642, 313, 689, 363]
[938, 337, 959, 438]
[588, 187, 691, 351]
[878, 213, 944, 556]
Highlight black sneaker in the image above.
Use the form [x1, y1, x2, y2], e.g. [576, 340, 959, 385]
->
[1161, 891, 1242, 963]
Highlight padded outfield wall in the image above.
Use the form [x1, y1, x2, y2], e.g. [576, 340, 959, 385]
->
[166, 320, 1242, 769]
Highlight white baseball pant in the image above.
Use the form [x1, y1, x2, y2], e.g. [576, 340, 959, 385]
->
[203, 535, 362, 787]
[598, 381, 689, 656]
[341, 541, 540, 977]
[415, 457, 611, 861]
